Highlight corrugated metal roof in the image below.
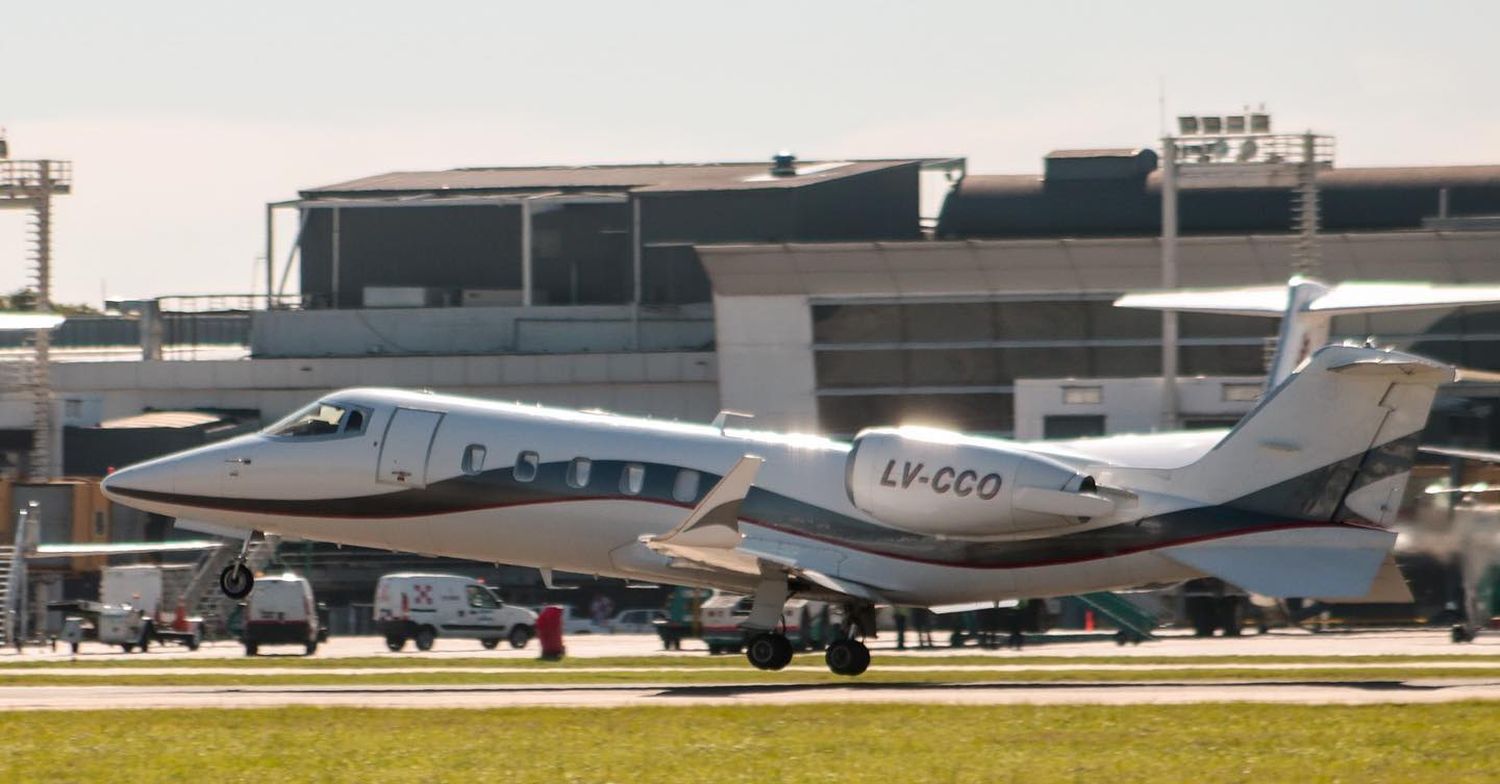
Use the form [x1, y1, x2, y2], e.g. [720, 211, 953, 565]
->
[961, 164, 1500, 196]
[1046, 148, 1148, 159]
[99, 411, 225, 430]
[304, 160, 924, 197]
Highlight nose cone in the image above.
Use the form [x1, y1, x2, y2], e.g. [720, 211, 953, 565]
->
[102, 459, 178, 502]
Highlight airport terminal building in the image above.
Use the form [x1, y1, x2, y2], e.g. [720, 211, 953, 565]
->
[6, 139, 1500, 614]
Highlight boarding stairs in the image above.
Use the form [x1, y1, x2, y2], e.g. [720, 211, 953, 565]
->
[0, 545, 16, 646]
[185, 538, 279, 638]
[1076, 591, 1163, 643]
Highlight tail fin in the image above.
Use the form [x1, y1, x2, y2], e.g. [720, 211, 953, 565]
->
[1137, 345, 1452, 598]
[1164, 344, 1451, 525]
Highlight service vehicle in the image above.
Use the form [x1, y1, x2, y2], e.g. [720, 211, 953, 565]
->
[700, 593, 837, 654]
[241, 572, 321, 656]
[50, 564, 205, 653]
[610, 607, 667, 634]
[376, 573, 536, 651]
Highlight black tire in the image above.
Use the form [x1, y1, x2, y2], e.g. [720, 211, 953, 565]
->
[305, 640, 318, 656]
[508, 625, 532, 650]
[826, 639, 870, 676]
[414, 626, 436, 652]
[707, 643, 722, 655]
[187, 635, 200, 652]
[121, 643, 134, 653]
[481, 638, 500, 650]
[385, 635, 407, 652]
[745, 632, 792, 671]
[70, 641, 79, 654]
[219, 563, 254, 600]
[244, 642, 258, 656]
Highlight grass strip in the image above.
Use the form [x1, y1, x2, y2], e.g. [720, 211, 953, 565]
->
[1, 703, 1496, 783]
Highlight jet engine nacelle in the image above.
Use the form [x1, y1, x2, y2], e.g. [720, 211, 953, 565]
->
[845, 427, 1115, 540]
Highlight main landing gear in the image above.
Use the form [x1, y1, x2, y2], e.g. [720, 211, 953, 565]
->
[218, 536, 257, 599]
[825, 637, 870, 676]
[745, 632, 795, 671]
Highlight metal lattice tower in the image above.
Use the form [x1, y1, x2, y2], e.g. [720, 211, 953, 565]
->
[1290, 132, 1323, 278]
[1, 151, 72, 481]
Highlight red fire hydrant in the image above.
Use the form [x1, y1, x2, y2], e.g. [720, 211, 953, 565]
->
[537, 605, 566, 661]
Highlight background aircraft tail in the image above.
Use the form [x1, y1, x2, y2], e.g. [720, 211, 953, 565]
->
[1114, 276, 1500, 387]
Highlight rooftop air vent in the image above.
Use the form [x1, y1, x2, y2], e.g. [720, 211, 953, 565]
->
[770, 151, 797, 177]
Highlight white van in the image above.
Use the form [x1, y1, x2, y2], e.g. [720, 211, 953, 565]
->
[375, 573, 537, 652]
[242, 573, 321, 656]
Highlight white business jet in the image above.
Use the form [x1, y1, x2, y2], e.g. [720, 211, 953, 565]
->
[104, 342, 1449, 674]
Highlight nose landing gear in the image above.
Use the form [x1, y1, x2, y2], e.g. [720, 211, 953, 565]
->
[218, 536, 257, 599]
[219, 562, 254, 599]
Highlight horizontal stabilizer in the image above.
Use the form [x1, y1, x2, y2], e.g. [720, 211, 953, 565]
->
[0, 312, 66, 332]
[1115, 280, 1500, 318]
[1307, 282, 1500, 314]
[1113, 285, 1288, 317]
[1162, 526, 1396, 598]
[1421, 445, 1500, 464]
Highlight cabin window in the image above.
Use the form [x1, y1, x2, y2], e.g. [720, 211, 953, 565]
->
[567, 458, 592, 489]
[620, 463, 645, 495]
[461, 444, 487, 475]
[514, 451, 540, 482]
[672, 469, 700, 503]
[344, 409, 367, 434]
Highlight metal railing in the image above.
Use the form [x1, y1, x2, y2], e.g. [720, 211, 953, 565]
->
[0, 160, 72, 195]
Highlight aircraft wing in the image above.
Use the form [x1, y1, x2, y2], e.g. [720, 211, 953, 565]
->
[644, 456, 891, 602]
[1309, 282, 1500, 314]
[1113, 285, 1289, 317]
[29, 540, 225, 559]
[0, 312, 66, 331]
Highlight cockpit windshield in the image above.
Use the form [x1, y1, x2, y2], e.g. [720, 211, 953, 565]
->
[265, 401, 369, 438]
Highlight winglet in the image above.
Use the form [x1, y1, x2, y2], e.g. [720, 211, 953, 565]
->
[645, 455, 764, 550]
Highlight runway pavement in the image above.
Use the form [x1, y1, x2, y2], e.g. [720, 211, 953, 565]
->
[3, 629, 1497, 710]
[3, 677, 1499, 710]
[2, 628, 1497, 663]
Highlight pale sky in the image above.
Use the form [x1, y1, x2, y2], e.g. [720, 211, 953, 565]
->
[2, 0, 1497, 306]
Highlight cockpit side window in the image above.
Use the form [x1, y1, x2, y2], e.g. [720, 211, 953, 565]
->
[265, 402, 371, 439]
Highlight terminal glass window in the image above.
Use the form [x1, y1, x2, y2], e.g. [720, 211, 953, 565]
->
[672, 470, 700, 503]
[620, 463, 646, 495]
[514, 451, 539, 483]
[567, 458, 593, 489]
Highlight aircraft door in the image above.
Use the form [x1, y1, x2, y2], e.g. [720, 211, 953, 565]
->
[376, 408, 445, 488]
